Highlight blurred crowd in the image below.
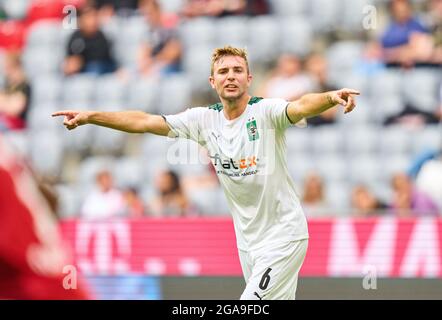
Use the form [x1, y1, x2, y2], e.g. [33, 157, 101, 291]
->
[0, 0, 441, 219]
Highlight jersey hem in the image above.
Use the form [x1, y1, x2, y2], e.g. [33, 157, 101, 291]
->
[237, 234, 310, 252]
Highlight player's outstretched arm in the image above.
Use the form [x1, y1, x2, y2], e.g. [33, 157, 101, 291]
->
[51, 110, 170, 136]
[286, 88, 360, 124]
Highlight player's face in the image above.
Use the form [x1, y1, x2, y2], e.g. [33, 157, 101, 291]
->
[209, 55, 252, 101]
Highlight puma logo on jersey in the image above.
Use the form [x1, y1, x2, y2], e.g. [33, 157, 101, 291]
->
[253, 292, 263, 300]
[211, 132, 220, 141]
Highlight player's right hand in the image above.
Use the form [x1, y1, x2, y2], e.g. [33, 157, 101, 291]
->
[51, 110, 89, 130]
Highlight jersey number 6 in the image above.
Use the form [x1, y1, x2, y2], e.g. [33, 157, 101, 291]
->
[259, 268, 272, 290]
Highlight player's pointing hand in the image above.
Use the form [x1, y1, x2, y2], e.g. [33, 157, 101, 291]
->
[329, 88, 360, 114]
[52, 110, 89, 130]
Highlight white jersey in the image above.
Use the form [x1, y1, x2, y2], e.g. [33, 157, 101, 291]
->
[163, 97, 309, 251]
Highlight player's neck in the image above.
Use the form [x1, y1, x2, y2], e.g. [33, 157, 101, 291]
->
[221, 94, 251, 121]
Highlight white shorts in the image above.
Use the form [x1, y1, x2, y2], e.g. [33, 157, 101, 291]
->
[238, 239, 308, 300]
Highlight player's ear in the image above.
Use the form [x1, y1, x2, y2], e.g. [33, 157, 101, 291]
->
[209, 76, 215, 89]
[247, 73, 253, 86]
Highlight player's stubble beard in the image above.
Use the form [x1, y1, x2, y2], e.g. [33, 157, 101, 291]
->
[220, 91, 244, 104]
[218, 85, 247, 105]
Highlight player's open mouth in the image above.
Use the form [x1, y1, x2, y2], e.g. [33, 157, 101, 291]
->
[225, 85, 238, 91]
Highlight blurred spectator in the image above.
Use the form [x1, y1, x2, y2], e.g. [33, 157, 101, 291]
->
[181, 0, 269, 18]
[304, 53, 331, 93]
[381, 0, 432, 68]
[64, 5, 117, 76]
[382, 49, 442, 126]
[438, 82, 442, 121]
[0, 52, 31, 132]
[92, 0, 139, 19]
[350, 185, 387, 217]
[0, 133, 91, 299]
[0, 5, 6, 19]
[258, 54, 316, 101]
[122, 186, 146, 218]
[301, 172, 329, 217]
[181, 0, 240, 18]
[304, 53, 338, 126]
[439, 82, 442, 120]
[383, 103, 440, 126]
[390, 172, 439, 217]
[150, 169, 197, 217]
[428, 0, 442, 63]
[242, 0, 270, 16]
[408, 149, 440, 178]
[355, 41, 385, 76]
[81, 170, 125, 219]
[416, 153, 442, 212]
[137, 0, 182, 76]
[182, 0, 228, 18]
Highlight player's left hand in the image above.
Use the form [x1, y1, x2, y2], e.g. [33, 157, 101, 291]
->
[329, 88, 360, 114]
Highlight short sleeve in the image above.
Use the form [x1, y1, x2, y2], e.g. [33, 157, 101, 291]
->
[67, 31, 80, 55]
[264, 98, 307, 131]
[162, 107, 205, 144]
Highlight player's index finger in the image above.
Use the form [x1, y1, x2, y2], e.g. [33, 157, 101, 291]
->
[52, 111, 70, 117]
[345, 89, 360, 95]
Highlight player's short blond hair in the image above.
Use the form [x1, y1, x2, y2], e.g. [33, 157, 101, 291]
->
[210, 46, 250, 76]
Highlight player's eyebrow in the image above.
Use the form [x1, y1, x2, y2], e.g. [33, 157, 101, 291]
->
[217, 66, 244, 73]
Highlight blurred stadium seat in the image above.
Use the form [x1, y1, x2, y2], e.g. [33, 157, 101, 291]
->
[279, 17, 313, 57]
[401, 69, 441, 113]
[379, 125, 413, 156]
[95, 74, 129, 105]
[311, 126, 343, 155]
[326, 41, 364, 83]
[56, 183, 83, 219]
[247, 16, 280, 64]
[268, 0, 308, 16]
[22, 46, 64, 78]
[31, 74, 63, 104]
[215, 16, 248, 48]
[412, 125, 442, 154]
[286, 127, 313, 155]
[340, 0, 375, 31]
[325, 181, 351, 213]
[316, 155, 348, 184]
[90, 124, 127, 154]
[348, 154, 382, 185]
[181, 44, 213, 91]
[61, 74, 97, 106]
[156, 74, 191, 114]
[344, 125, 379, 155]
[113, 156, 146, 189]
[179, 18, 217, 48]
[27, 102, 60, 132]
[126, 77, 158, 112]
[25, 20, 62, 48]
[309, 0, 341, 32]
[29, 129, 64, 177]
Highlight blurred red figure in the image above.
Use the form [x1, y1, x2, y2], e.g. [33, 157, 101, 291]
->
[0, 134, 91, 299]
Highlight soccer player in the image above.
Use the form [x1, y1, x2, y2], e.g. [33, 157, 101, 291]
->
[53, 46, 359, 299]
[0, 134, 91, 299]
